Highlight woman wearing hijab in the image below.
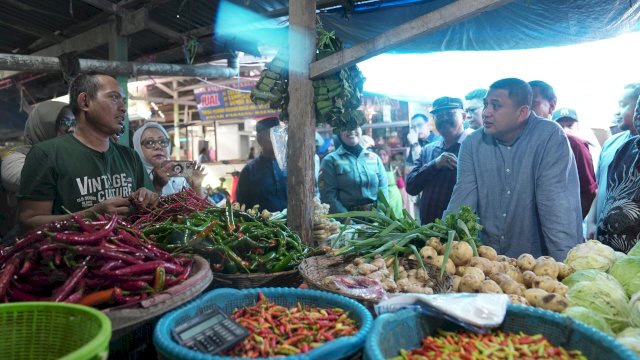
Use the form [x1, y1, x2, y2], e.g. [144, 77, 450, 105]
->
[132, 122, 206, 196]
[1, 100, 74, 240]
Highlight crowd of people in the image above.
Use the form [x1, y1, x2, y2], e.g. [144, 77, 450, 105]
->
[1, 73, 639, 262]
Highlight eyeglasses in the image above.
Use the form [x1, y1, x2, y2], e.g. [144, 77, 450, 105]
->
[141, 138, 170, 149]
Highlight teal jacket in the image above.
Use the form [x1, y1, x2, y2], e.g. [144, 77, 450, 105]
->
[319, 146, 388, 213]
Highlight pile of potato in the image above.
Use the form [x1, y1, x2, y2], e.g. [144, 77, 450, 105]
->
[419, 238, 574, 312]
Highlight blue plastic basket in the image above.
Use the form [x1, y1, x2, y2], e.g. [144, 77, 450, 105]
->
[154, 287, 373, 360]
[364, 304, 637, 360]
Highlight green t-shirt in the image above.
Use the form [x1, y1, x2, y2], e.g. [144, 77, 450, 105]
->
[18, 134, 153, 214]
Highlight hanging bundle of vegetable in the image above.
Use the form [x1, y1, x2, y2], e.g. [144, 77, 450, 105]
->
[250, 47, 290, 122]
[129, 188, 213, 229]
[313, 25, 367, 132]
[250, 25, 366, 132]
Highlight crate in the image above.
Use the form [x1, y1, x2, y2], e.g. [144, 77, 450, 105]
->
[0, 302, 111, 360]
[154, 287, 374, 360]
[364, 304, 636, 360]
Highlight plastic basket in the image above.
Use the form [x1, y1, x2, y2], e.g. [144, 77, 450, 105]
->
[0, 302, 111, 360]
[364, 304, 637, 360]
[154, 287, 374, 360]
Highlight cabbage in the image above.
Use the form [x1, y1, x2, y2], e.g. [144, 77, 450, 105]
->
[609, 256, 640, 297]
[564, 240, 616, 271]
[566, 280, 630, 333]
[614, 251, 628, 262]
[562, 269, 620, 288]
[631, 292, 640, 328]
[629, 241, 640, 257]
[616, 327, 640, 354]
[563, 306, 614, 336]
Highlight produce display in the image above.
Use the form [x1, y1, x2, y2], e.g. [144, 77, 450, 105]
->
[311, 198, 341, 245]
[223, 292, 359, 358]
[0, 215, 191, 307]
[391, 330, 587, 360]
[129, 187, 213, 228]
[142, 202, 310, 274]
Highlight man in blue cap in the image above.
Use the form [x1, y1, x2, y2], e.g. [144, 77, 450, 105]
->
[406, 96, 472, 224]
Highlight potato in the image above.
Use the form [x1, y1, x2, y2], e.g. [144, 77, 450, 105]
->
[435, 255, 456, 275]
[455, 265, 467, 277]
[553, 283, 569, 296]
[488, 261, 504, 276]
[458, 275, 482, 293]
[494, 261, 510, 273]
[480, 279, 503, 294]
[496, 255, 511, 262]
[532, 275, 559, 293]
[468, 256, 493, 275]
[358, 263, 378, 275]
[500, 279, 524, 296]
[419, 245, 438, 262]
[533, 258, 559, 279]
[522, 271, 537, 288]
[489, 272, 512, 285]
[451, 275, 462, 292]
[508, 294, 530, 306]
[478, 245, 498, 261]
[451, 241, 473, 266]
[427, 237, 444, 254]
[505, 266, 524, 284]
[516, 253, 536, 271]
[557, 263, 574, 280]
[538, 293, 569, 312]
[524, 288, 549, 307]
[463, 267, 485, 281]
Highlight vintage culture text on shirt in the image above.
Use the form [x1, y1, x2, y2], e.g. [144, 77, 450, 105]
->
[75, 173, 134, 207]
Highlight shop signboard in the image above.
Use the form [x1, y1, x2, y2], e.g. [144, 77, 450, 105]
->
[194, 81, 279, 121]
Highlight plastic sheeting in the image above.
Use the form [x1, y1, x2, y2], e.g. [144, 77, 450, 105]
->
[319, 0, 640, 53]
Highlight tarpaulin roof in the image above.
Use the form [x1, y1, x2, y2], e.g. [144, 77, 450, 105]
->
[319, 0, 640, 53]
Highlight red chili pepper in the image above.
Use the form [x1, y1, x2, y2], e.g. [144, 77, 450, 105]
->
[52, 258, 89, 302]
[113, 261, 182, 276]
[55, 215, 117, 244]
[0, 256, 21, 299]
[72, 246, 143, 264]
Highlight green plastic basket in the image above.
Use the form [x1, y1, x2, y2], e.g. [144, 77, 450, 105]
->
[0, 302, 112, 360]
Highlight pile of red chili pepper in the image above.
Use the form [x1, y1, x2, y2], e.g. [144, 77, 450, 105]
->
[391, 330, 587, 360]
[129, 187, 213, 228]
[222, 292, 359, 358]
[143, 202, 310, 274]
[0, 215, 192, 307]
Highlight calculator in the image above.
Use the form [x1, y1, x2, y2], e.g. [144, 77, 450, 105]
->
[172, 306, 250, 355]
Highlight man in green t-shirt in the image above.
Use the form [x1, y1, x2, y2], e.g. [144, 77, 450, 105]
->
[18, 72, 159, 232]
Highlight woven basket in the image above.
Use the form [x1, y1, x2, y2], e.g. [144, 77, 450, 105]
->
[105, 255, 213, 359]
[208, 268, 303, 289]
[364, 305, 637, 360]
[299, 255, 452, 310]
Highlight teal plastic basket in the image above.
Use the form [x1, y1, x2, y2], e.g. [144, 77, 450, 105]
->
[154, 287, 373, 360]
[364, 304, 636, 360]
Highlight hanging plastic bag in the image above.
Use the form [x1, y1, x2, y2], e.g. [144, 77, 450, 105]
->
[270, 125, 288, 171]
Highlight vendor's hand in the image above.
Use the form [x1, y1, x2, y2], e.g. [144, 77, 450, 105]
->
[90, 197, 130, 216]
[435, 152, 458, 170]
[131, 187, 160, 209]
[407, 129, 419, 145]
[190, 164, 207, 188]
[153, 161, 176, 190]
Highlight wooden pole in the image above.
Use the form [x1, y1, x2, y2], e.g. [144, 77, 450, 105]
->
[287, 0, 316, 245]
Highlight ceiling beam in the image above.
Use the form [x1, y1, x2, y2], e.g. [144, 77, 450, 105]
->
[0, 18, 64, 43]
[310, 0, 512, 79]
[80, 0, 119, 14]
[154, 82, 175, 97]
[148, 21, 184, 44]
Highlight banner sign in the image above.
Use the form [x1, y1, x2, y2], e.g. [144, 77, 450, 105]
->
[194, 81, 279, 121]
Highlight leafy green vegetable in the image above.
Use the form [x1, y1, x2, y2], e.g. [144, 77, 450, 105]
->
[616, 327, 640, 354]
[563, 306, 615, 336]
[631, 292, 640, 328]
[566, 278, 630, 333]
[564, 240, 616, 272]
[562, 269, 620, 288]
[609, 256, 640, 298]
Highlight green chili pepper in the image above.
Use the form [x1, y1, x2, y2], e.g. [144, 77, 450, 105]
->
[272, 252, 295, 273]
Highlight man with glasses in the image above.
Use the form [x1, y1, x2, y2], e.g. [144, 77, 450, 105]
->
[406, 97, 472, 224]
[445, 78, 582, 261]
[18, 72, 158, 232]
[464, 89, 487, 130]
